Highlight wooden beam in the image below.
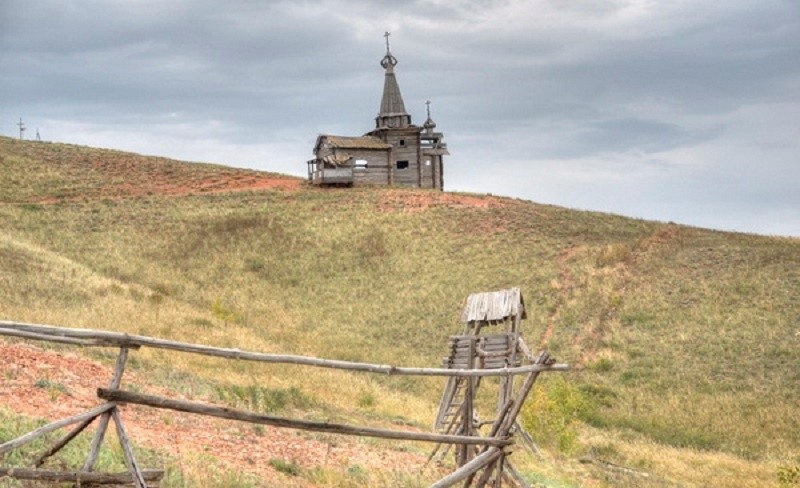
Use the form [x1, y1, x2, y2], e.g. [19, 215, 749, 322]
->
[0, 467, 164, 484]
[459, 339, 477, 466]
[112, 408, 147, 488]
[496, 353, 550, 438]
[513, 421, 541, 458]
[473, 455, 499, 488]
[472, 350, 551, 478]
[0, 403, 116, 456]
[85, 347, 130, 472]
[83, 413, 112, 472]
[0, 327, 109, 346]
[98, 389, 512, 448]
[429, 448, 503, 488]
[0, 321, 567, 378]
[33, 416, 95, 467]
[505, 461, 533, 488]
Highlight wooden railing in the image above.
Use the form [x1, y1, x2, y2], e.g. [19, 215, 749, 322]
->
[0, 320, 567, 487]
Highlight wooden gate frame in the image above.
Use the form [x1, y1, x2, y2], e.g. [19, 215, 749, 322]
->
[0, 318, 567, 487]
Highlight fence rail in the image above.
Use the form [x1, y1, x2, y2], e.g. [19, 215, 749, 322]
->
[0, 321, 567, 377]
[0, 320, 567, 487]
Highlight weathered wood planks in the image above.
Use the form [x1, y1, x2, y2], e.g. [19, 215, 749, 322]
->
[0, 467, 164, 485]
[460, 288, 526, 323]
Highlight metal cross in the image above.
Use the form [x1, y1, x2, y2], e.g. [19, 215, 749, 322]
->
[384, 31, 391, 52]
[426, 100, 432, 119]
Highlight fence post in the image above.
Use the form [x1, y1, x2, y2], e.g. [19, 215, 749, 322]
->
[83, 347, 129, 472]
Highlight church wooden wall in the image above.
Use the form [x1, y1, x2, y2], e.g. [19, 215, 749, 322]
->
[420, 154, 442, 190]
[348, 148, 391, 186]
[312, 145, 392, 187]
[378, 130, 431, 188]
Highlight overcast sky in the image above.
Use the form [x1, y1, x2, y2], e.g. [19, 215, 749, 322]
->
[2, 0, 799, 236]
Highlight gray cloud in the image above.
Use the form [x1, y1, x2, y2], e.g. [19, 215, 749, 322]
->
[1, 0, 798, 235]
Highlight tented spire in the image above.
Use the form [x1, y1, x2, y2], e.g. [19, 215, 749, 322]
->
[376, 32, 411, 129]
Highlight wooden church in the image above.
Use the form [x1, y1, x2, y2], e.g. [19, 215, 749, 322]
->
[307, 34, 449, 189]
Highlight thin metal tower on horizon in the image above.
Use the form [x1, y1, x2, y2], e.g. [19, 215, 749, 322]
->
[17, 118, 26, 140]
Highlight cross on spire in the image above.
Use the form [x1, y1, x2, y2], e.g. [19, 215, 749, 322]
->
[423, 100, 437, 133]
[377, 32, 408, 128]
[380, 31, 398, 70]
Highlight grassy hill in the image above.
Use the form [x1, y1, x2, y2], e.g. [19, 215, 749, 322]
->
[1, 135, 798, 487]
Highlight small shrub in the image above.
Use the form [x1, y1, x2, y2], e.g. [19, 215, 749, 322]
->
[210, 298, 240, 323]
[594, 243, 631, 267]
[346, 464, 369, 482]
[587, 357, 614, 372]
[244, 256, 266, 273]
[215, 385, 314, 413]
[357, 391, 376, 408]
[269, 458, 301, 476]
[778, 465, 800, 486]
[358, 229, 390, 265]
[621, 310, 656, 328]
[34, 378, 68, 400]
[591, 442, 619, 458]
[189, 317, 213, 328]
[520, 376, 596, 455]
[579, 384, 617, 409]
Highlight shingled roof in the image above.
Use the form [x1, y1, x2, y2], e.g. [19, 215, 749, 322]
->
[317, 135, 391, 151]
[379, 62, 408, 119]
[460, 287, 527, 323]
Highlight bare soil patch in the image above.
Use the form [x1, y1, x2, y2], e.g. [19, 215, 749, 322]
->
[378, 189, 507, 213]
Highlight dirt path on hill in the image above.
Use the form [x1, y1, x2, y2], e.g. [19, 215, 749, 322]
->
[538, 246, 581, 349]
[0, 342, 431, 486]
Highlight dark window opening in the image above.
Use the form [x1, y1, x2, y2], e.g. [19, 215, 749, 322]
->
[399, 139, 405, 146]
[396, 160, 409, 170]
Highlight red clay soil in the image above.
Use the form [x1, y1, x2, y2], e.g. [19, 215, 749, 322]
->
[18, 147, 304, 203]
[0, 342, 431, 486]
[378, 189, 507, 213]
[75, 169, 302, 202]
[109, 171, 304, 198]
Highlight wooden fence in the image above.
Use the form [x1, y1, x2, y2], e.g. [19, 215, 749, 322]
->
[0, 320, 567, 487]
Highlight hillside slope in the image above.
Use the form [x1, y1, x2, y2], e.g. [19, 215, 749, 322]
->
[1, 135, 798, 487]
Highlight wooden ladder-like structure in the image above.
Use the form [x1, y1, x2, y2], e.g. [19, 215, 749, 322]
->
[435, 334, 523, 431]
[430, 287, 544, 487]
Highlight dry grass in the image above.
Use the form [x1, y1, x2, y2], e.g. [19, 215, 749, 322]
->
[1, 135, 799, 487]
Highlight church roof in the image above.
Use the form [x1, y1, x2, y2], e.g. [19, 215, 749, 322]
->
[379, 71, 408, 117]
[318, 135, 391, 150]
[377, 33, 410, 124]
